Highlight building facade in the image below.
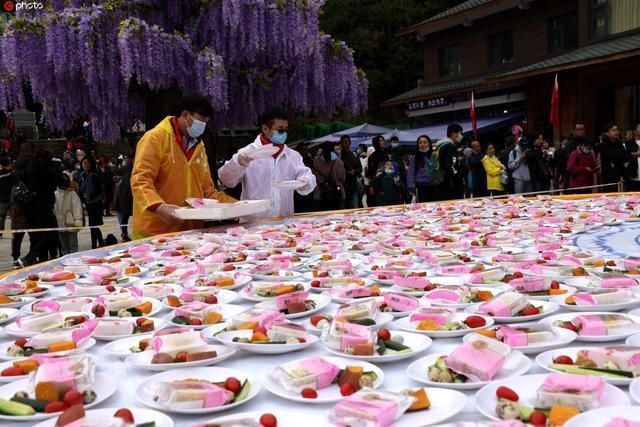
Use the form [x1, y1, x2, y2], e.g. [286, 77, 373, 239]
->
[385, 0, 640, 140]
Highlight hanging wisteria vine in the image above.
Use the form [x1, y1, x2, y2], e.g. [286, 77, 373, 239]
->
[0, 0, 368, 142]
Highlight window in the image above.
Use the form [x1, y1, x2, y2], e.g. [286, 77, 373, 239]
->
[438, 45, 460, 77]
[548, 12, 578, 53]
[591, 0, 609, 38]
[487, 30, 513, 66]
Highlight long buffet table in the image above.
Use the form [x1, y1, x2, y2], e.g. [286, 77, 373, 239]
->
[2, 194, 640, 426]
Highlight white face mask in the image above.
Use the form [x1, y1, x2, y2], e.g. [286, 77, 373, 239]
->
[455, 134, 463, 143]
[187, 114, 207, 138]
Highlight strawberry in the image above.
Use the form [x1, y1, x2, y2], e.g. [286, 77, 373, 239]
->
[105, 285, 116, 292]
[310, 315, 327, 327]
[340, 382, 355, 396]
[190, 318, 202, 326]
[204, 295, 218, 304]
[14, 338, 27, 348]
[63, 390, 84, 407]
[310, 280, 321, 288]
[560, 322, 579, 333]
[463, 315, 486, 328]
[496, 386, 519, 402]
[521, 306, 540, 316]
[44, 401, 68, 413]
[92, 304, 106, 317]
[113, 408, 135, 424]
[553, 355, 573, 365]
[301, 388, 318, 399]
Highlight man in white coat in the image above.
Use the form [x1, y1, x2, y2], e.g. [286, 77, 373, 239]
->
[218, 109, 316, 218]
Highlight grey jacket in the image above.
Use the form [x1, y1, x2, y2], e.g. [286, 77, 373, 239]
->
[508, 145, 531, 181]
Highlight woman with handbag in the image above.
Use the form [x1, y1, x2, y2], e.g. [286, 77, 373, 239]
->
[54, 174, 84, 255]
[482, 144, 507, 196]
[80, 157, 104, 248]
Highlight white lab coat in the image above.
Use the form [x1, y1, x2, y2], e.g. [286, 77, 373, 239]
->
[218, 135, 317, 219]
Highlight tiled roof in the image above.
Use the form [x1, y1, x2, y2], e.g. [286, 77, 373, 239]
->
[383, 76, 488, 105]
[414, 0, 492, 26]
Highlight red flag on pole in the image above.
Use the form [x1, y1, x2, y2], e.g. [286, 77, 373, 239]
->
[549, 74, 559, 128]
[470, 91, 477, 140]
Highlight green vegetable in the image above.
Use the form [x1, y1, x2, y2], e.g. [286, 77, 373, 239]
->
[128, 308, 142, 317]
[171, 316, 190, 325]
[376, 338, 386, 355]
[363, 371, 378, 383]
[232, 380, 251, 403]
[349, 318, 376, 326]
[10, 396, 47, 412]
[384, 339, 410, 352]
[0, 398, 36, 416]
[22, 348, 48, 357]
[549, 363, 633, 378]
[135, 423, 157, 427]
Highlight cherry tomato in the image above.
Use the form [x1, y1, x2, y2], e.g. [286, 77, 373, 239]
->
[301, 388, 318, 399]
[521, 306, 540, 316]
[377, 329, 391, 341]
[513, 271, 524, 278]
[44, 401, 68, 413]
[310, 280, 321, 288]
[553, 355, 573, 365]
[225, 377, 242, 395]
[464, 315, 486, 328]
[190, 318, 202, 326]
[63, 390, 84, 407]
[14, 338, 27, 348]
[259, 413, 278, 427]
[310, 315, 327, 327]
[113, 408, 135, 424]
[136, 318, 147, 327]
[340, 382, 355, 396]
[204, 295, 218, 304]
[550, 281, 560, 289]
[530, 411, 547, 426]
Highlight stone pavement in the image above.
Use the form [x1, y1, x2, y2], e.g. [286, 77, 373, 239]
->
[0, 215, 127, 274]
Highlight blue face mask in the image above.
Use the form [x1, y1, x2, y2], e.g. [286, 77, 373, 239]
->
[270, 131, 288, 145]
[330, 152, 338, 161]
[385, 168, 394, 174]
[187, 114, 206, 138]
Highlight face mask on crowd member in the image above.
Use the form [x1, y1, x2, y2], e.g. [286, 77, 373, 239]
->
[582, 147, 591, 154]
[417, 136, 431, 153]
[330, 152, 338, 161]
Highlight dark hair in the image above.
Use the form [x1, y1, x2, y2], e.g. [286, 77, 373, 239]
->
[446, 123, 462, 138]
[82, 156, 96, 171]
[372, 135, 385, 150]
[504, 135, 515, 147]
[0, 156, 9, 167]
[415, 135, 432, 149]
[174, 93, 214, 118]
[321, 142, 333, 162]
[414, 135, 432, 175]
[258, 108, 288, 128]
[339, 135, 351, 144]
[59, 173, 71, 188]
[358, 143, 367, 151]
[390, 136, 399, 142]
[582, 139, 594, 148]
[603, 122, 618, 133]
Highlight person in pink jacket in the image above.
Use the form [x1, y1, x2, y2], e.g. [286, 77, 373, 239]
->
[567, 140, 598, 194]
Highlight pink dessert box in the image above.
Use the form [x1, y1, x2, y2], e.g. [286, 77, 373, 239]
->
[509, 277, 546, 293]
[446, 335, 510, 382]
[409, 307, 455, 325]
[496, 326, 528, 346]
[383, 293, 419, 312]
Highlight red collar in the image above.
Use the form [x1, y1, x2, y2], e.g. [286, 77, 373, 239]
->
[171, 117, 199, 160]
[260, 134, 284, 158]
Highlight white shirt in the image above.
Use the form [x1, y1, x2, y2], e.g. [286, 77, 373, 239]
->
[218, 135, 317, 219]
[635, 140, 640, 181]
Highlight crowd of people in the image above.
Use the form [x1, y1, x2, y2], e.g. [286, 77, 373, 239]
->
[1, 92, 639, 266]
[0, 136, 133, 268]
[292, 121, 640, 212]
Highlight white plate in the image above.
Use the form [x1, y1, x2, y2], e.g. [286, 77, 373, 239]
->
[536, 346, 636, 385]
[324, 330, 432, 363]
[217, 329, 319, 354]
[631, 377, 640, 404]
[464, 300, 559, 323]
[246, 145, 280, 159]
[36, 272, 79, 286]
[0, 338, 96, 360]
[165, 304, 245, 329]
[198, 411, 319, 427]
[370, 272, 434, 287]
[0, 358, 30, 382]
[255, 294, 332, 319]
[301, 312, 394, 335]
[550, 291, 640, 312]
[0, 373, 117, 421]
[93, 317, 168, 341]
[249, 270, 303, 281]
[264, 356, 384, 404]
[273, 180, 306, 190]
[33, 407, 175, 427]
[462, 323, 577, 354]
[0, 308, 19, 325]
[136, 367, 260, 414]
[2, 284, 53, 299]
[83, 296, 163, 318]
[0, 296, 36, 309]
[108, 276, 141, 288]
[3, 311, 94, 338]
[125, 343, 236, 371]
[103, 333, 154, 358]
[565, 406, 640, 427]
[542, 311, 640, 342]
[406, 350, 531, 390]
[475, 374, 629, 421]
[394, 313, 495, 338]
[21, 297, 96, 314]
[627, 333, 640, 346]
[239, 282, 309, 302]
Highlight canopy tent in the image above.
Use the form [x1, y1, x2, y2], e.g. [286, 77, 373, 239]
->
[347, 112, 524, 149]
[308, 123, 393, 145]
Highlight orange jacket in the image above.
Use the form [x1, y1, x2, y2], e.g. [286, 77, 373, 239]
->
[131, 116, 236, 239]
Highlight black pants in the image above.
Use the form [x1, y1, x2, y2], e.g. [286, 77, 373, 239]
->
[86, 203, 104, 249]
[415, 183, 435, 203]
[11, 232, 24, 260]
[23, 208, 58, 265]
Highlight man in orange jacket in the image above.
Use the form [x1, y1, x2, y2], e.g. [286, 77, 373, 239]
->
[131, 94, 236, 239]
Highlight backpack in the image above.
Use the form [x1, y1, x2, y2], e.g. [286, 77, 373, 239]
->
[318, 161, 342, 204]
[11, 181, 35, 204]
[427, 141, 452, 187]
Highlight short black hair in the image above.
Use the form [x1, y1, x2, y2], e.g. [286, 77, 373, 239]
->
[372, 135, 385, 150]
[258, 108, 288, 128]
[174, 93, 214, 117]
[447, 123, 463, 138]
[390, 136, 399, 142]
[339, 135, 351, 144]
[603, 122, 618, 132]
[582, 139, 594, 148]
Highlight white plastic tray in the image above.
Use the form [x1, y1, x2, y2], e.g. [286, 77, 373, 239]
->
[175, 200, 270, 220]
